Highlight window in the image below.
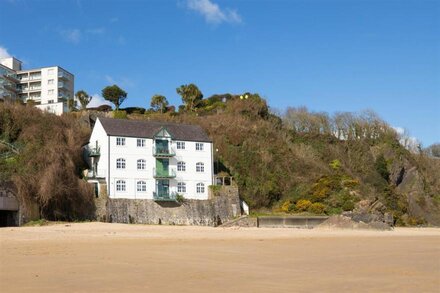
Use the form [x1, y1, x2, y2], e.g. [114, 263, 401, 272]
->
[48, 79, 54, 85]
[137, 138, 146, 147]
[48, 68, 54, 75]
[116, 137, 125, 146]
[48, 89, 54, 95]
[196, 143, 204, 151]
[48, 100, 54, 104]
[137, 181, 147, 192]
[178, 182, 186, 193]
[116, 158, 126, 169]
[177, 141, 185, 150]
[116, 180, 126, 192]
[196, 162, 204, 172]
[196, 183, 205, 193]
[137, 159, 146, 170]
[177, 161, 186, 172]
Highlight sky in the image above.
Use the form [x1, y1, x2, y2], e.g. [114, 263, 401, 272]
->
[0, 0, 439, 146]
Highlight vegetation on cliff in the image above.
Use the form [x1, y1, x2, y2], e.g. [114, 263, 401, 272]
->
[0, 90, 439, 225]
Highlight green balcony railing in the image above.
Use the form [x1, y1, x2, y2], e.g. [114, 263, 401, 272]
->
[88, 147, 100, 157]
[153, 168, 176, 179]
[152, 146, 175, 157]
[153, 191, 177, 201]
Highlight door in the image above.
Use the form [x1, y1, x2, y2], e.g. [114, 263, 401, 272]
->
[156, 139, 169, 154]
[157, 179, 169, 197]
[156, 158, 169, 177]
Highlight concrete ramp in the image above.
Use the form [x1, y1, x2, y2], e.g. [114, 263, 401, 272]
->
[258, 216, 328, 229]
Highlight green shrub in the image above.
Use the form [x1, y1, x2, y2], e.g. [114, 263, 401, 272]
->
[295, 199, 312, 212]
[308, 202, 326, 214]
[280, 200, 293, 213]
[342, 200, 355, 211]
[176, 194, 185, 203]
[112, 110, 127, 119]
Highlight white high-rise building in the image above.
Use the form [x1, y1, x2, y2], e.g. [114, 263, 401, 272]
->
[0, 57, 74, 115]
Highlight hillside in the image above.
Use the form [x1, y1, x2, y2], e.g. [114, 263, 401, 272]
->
[1, 97, 439, 225]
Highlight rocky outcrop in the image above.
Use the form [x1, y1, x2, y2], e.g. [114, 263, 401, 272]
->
[386, 151, 440, 226]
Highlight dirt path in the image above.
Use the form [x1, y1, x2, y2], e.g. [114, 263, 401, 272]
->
[1, 223, 439, 292]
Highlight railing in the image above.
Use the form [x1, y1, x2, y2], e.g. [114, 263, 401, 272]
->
[87, 168, 107, 178]
[58, 71, 69, 79]
[58, 81, 67, 88]
[152, 146, 176, 157]
[153, 191, 177, 201]
[88, 147, 100, 157]
[153, 168, 176, 178]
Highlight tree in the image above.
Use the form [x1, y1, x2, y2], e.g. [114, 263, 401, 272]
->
[67, 98, 77, 112]
[425, 143, 440, 158]
[102, 85, 127, 110]
[75, 90, 91, 110]
[150, 94, 169, 113]
[176, 83, 203, 112]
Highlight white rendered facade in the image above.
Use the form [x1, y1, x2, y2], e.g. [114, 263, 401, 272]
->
[87, 118, 214, 200]
[0, 57, 74, 115]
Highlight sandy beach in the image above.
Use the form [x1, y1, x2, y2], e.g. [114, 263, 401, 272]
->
[1, 223, 439, 292]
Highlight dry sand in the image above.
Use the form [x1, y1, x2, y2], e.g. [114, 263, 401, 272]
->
[1, 223, 439, 293]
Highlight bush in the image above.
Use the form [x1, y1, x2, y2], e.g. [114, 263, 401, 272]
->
[342, 200, 355, 211]
[112, 110, 127, 119]
[295, 199, 312, 212]
[308, 202, 326, 214]
[280, 200, 293, 213]
[176, 194, 185, 203]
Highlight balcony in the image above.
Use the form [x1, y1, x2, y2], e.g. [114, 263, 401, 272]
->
[153, 191, 177, 202]
[87, 168, 106, 179]
[29, 75, 41, 81]
[58, 71, 69, 80]
[58, 81, 68, 88]
[3, 74, 19, 83]
[152, 146, 175, 157]
[153, 168, 176, 179]
[28, 86, 41, 92]
[88, 147, 100, 157]
[58, 92, 70, 100]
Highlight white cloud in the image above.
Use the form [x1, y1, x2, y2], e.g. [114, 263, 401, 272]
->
[87, 94, 113, 108]
[59, 28, 81, 44]
[186, 0, 242, 24]
[104, 75, 134, 88]
[0, 46, 12, 59]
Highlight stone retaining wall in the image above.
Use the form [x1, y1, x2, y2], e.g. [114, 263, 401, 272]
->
[106, 193, 241, 226]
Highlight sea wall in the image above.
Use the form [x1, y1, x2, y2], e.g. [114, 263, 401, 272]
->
[105, 190, 241, 226]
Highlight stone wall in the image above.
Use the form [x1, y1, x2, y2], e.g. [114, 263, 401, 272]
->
[105, 187, 241, 226]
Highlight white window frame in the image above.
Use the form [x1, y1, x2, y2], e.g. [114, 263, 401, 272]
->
[137, 180, 147, 192]
[196, 162, 204, 172]
[48, 89, 54, 95]
[116, 180, 126, 192]
[48, 79, 54, 85]
[116, 137, 126, 146]
[196, 143, 204, 151]
[137, 159, 146, 170]
[196, 183, 205, 193]
[177, 161, 186, 172]
[177, 141, 185, 150]
[116, 158, 126, 169]
[177, 182, 186, 193]
[137, 138, 146, 147]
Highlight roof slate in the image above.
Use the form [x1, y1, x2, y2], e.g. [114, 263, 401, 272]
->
[98, 117, 212, 142]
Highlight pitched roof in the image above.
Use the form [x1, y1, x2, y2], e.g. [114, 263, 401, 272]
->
[98, 117, 212, 142]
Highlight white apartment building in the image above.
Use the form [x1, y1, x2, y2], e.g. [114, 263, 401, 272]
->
[0, 57, 74, 115]
[86, 118, 214, 201]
